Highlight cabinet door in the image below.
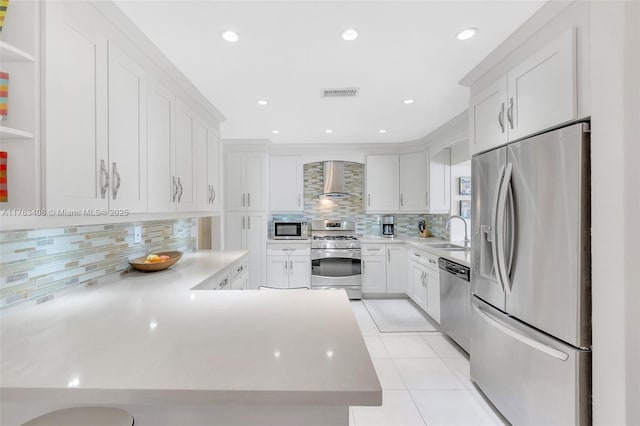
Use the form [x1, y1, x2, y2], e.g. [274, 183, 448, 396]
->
[269, 156, 303, 212]
[469, 78, 508, 156]
[209, 130, 221, 210]
[225, 212, 246, 251]
[245, 153, 268, 211]
[362, 256, 386, 293]
[194, 118, 211, 211]
[246, 213, 267, 289]
[425, 267, 441, 323]
[428, 148, 451, 213]
[107, 43, 147, 212]
[175, 100, 195, 211]
[386, 245, 408, 293]
[289, 255, 311, 288]
[399, 152, 427, 212]
[266, 255, 289, 288]
[508, 29, 576, 141]
[225, 152, 246, 211]
[147, 80, 176, 212]
[366, 155, 399, 213]
[45, 12, 108, 210]
[412, 263, 428, 311]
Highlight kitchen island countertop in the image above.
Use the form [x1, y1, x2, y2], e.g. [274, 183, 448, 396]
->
[0, 250, 381, 426]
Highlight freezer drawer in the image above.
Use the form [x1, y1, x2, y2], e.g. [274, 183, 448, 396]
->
[470, 297, 591, 426]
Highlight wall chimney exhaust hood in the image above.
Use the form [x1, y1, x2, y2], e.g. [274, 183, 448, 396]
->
[319, 161, 350, 198]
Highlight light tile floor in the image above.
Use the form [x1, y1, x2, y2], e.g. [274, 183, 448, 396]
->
[349, 301, 507, 426]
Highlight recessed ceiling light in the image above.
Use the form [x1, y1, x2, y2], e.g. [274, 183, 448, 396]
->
[456, 27, 478, 41]
[257, 99, 268, 106]
[403, 99, 415, 104]
[272, 130, 280, 134]
[222, 30, 239, 43]
[341, 29, 358, 41]
[325, 129, 333, 134]
[378, 129, 387, 134]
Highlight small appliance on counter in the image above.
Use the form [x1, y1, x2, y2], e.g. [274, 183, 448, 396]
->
[418, 220, 430, 238]
[381, 215, 395, 237]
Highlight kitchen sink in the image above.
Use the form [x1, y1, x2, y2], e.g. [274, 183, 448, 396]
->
[426, 243, 471, 251]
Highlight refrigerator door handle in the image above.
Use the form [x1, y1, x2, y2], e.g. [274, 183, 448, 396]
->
[490, 164, 507, 293]
[472, 300, 569, 361]
[496, 162, 513, 294]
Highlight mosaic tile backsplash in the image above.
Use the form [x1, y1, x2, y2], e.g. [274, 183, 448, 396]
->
[273, 161, 449, 238]
[0, 218, 196, 308]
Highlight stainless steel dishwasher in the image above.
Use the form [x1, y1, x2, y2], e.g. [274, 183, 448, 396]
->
[439, 258, 471, 353]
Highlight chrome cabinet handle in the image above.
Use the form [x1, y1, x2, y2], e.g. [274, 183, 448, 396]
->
[413, 252, 421, 258]
[507, 97, 514, 129]
[209, 185, 214, 203]
[220, 278, 228, 289]
[242, 193, 246, 207]
[298, 194, 301, 207]
[498, 102, 505, 133]
[400, 193, 403, 206]
[211, 187, 216, 203]
[428, 259, 436, 264]
[100, 159, 109, 199]
[387, 248, 390, 262]
[368, 194, 371, 207]
[362, 260, 365, 274]
[248, 216, 251, 229]
[172, 176, 177, 202]
[242, 216, 245, 230]
[177, 177, 183, 202]
[112, 162, 121, 199]
[290, 260, 293, 270]
[284, 260, 288, 270]
[247, 193, 251, 207]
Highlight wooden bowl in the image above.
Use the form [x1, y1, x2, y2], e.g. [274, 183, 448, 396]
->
[128, 251, 183, 272]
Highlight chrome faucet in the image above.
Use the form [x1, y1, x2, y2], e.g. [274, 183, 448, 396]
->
[445, 215, 470, 247]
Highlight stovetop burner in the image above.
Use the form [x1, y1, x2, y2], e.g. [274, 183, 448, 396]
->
[313, 235, 359, 241]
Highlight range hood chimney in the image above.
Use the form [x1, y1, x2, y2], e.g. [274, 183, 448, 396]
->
[320, 161, 350, 198]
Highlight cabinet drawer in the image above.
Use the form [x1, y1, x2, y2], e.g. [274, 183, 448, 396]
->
[410, 249, 439, 270]
[266, 244, 311, 256]
[362, 244, 385, 255]
[231, 257, 248, 279]
[191, 270, 230, 290]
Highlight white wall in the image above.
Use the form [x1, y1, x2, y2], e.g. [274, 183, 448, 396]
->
[591, 1, 640, 424]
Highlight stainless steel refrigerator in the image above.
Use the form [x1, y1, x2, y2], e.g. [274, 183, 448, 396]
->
[470, 121, 591, 425]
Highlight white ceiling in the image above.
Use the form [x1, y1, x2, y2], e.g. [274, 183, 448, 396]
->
[114, 1, 546, 144]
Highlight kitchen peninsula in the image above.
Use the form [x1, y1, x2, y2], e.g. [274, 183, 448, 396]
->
[0, 251, 382, 426]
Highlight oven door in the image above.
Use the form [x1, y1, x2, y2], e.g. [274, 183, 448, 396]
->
[311, 249, 362, 298]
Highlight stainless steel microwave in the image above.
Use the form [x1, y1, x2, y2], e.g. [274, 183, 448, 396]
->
[272, 221, 309, 240]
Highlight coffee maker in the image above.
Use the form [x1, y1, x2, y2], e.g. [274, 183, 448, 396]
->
[381, 215, 395, 238]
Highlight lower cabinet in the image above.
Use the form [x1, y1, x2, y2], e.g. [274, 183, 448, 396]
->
[265, 243, 311, 288]
[226, 212, 267, 289]
[362, 243, 408, 294]
[230, 256, 249, 290]
[409, 248, 441, 323]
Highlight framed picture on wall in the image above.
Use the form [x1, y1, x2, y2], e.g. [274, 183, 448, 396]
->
[460, 200, 471, 219]
[459, 177, 471, 195]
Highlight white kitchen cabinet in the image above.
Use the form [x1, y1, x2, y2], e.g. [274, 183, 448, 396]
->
[386, 245, 408, 293]
[399, 152, 427, 212]
[230, 256, 249, 290]
[428, 148, 451, 213]
[226, 212, 267, 289]
[147, 80, 176, 212]
[266, 244, 311, 288]
[225, 152, 268, 212]
[269, 156, 303, 212]
[175, 100, 195, 211]
[425, 267, 441, 323]
[44, 9, 108, 211]
[411, 261, 428, 310]
[409, 248, 440, 323]
[361, 244, 386, 293]
[194, 119, 221, 212]
[107, 43, 147, 213]
[366, 155, 399, 213]
[469, 29, 576, 155]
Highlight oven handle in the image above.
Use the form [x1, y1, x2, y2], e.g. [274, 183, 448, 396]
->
[311, 249, 361, 260]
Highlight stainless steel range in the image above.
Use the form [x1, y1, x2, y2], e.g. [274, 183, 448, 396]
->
[310, 220, 362, 299]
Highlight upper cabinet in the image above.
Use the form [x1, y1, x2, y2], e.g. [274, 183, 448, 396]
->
[399, 152, 427, 212]
[428, 148, 451, 213]
[225, 151, 268, 212]
[269, 156, 303, 212]
[469, 29, 576, 155]
[366, 155, 399, 213]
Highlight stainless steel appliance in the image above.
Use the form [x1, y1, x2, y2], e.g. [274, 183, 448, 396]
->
[272, 220, 309, 240]
[381, 215, 395, 237]
[470, 121, 591, 425]
[439, 258, 470, 353]
[310, 220, 362, 299]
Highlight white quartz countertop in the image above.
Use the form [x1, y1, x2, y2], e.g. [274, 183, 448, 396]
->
[359, 235, 471, 267]
[0, 250, 381, 409]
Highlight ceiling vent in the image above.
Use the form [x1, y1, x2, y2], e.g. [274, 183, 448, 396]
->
[321, 87, 360, 97]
